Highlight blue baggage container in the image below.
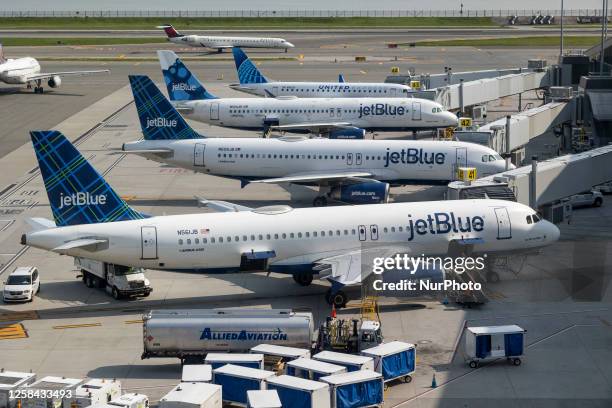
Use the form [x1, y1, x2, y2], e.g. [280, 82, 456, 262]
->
[320, 370, 383, 408]
[212, 364, 275, 405]
[361, 341, 416, 385]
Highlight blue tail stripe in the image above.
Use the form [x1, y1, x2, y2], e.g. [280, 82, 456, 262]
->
[160, 56, 218, 101]
[31, 130, 147, 226]
[129, 75, 201, 140]
[232, 47, 267, 84]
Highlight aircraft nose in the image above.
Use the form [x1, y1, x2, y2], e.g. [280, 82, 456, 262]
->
[286, 42, 295, 48]
[543, 220, 560, 243]
[444, 112, 458, 127]
[507, 162, 517, 170]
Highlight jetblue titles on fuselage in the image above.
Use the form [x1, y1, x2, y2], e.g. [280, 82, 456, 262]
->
[407, 212, 485, 241]
[383, 148, 446, 168]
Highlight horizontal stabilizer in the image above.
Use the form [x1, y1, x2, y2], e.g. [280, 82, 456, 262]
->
[25, 217, 56, 231]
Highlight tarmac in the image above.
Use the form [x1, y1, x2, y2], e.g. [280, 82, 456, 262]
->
[0, 34, 610, 407]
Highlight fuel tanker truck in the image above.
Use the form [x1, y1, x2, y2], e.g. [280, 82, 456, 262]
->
[142, 309, 383, 363]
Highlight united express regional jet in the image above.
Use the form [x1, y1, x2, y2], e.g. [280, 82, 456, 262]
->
[229, 47, 413, 98]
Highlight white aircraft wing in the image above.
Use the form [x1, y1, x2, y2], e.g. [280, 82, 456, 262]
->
[52, 238, 108, 253]
[196, 196, 253, 212]
[119, 149, 174, 157]
[271, 122, 354, 132]
[250, 171, 373, 185]
[314, 244, 411, 286]
[25, 69, 110, 81]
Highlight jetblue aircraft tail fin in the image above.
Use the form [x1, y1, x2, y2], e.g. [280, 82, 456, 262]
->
[129, 75, 202, 140]
[157, 50, 218, 101]
[232, 47, 268, 84]
[30, 131, 148, 227]
[157, 24, 183, 38]
[338, 74, 345, 83]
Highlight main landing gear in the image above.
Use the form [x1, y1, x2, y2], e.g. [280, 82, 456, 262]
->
[28, 80, 44, 94]
[292, 272, 313, 286]
[325, 289, 348, 309]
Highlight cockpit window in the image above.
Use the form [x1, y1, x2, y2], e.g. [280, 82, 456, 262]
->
[432, 107, 444, 113]
[482, 155, 489, 162]
[527, 214, 542, 224]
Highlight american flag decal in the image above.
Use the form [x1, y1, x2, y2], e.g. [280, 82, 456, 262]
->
[200, 228, 210, 234]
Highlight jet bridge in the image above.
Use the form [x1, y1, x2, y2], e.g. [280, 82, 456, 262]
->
[446, 145, 612, 220]
[454, 101, 573, 158]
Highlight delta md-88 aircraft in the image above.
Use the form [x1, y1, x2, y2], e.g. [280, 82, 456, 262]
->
[158, 24, 294, 53]
[23, 131, 559, 307]
[124, 75, 510, 206]
[230, 47, 413, 98]
[157, 51, 458, 137]
[0, 45, 109, 93]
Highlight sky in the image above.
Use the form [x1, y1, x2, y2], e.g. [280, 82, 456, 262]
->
[0, 1, 607, 12]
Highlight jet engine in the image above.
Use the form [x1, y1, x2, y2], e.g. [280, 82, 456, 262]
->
[47, 75, 61, 88]
[330, 181, 390, 204]
[328, 127, 365, 139]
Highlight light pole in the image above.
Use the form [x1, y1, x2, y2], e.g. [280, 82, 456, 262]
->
[560, 0, 564, 56]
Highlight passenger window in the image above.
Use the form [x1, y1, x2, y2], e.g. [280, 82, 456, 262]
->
[242, 235, 247, 241]
[274, 233, 279, 239]
[226, 237, 231, 242]
[235, 236, 239, 242]
[250, 235, 255, 241]
[186, 239, 191, 244]
[211, 237, 216, 243]
[282, 233, 287, 239]
[258, 234, 263, 240]
[290, 233, 295, 238]
[383, 227, 388, 233]
[391, 227, 396, 233]
[203, 238, 208, 243]
[267, 234, 271, 239]
[195, 238, 199, 244]
[298, 232, 303, 238]
[321, 231, 325, 237]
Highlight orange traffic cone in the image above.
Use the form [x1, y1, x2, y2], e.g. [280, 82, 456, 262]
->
[331, 303, 337, 318]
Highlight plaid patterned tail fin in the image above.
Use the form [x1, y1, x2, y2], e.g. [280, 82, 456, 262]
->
[30, 130, 148, 227]
[129, 75, 202, 140]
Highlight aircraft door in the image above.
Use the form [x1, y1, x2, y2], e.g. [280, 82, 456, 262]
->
[370, 224, 379, 240]
[412, 101, 422, 120]
[454, 147, 468, 179]
[347, 153, 353, 165]
[193, 143, 206, 167]
[494, 207, 512, 240]
[389, 88, 397, 97]
[358, 225, 367, 241]
[356, 153, 362, 165]
[272, 86, 279, 96]
[141, 226, 158, 259]
[210, 103, 220, 121]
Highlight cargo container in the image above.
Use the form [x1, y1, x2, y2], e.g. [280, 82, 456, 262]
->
[181, 365, 212, 383]
[108, 393, 148, 408]
[320, 370, 384, 408]
[212, 365, 275, 406]
[158, 382, 221, 408]
[286, 358, 346, 381]
[313, 351, 374, 372]
[205, 354, 264, 370]
[246, 390, 281, 408]
[24, 376, 83, 408]
[266, 375, 330, 408]
[465, 325, 525, 368]
[0, 370, 36, 408]
[69, 379, 121, 408]
[361, 341, 415, 386]
[142, 309, 313, 363]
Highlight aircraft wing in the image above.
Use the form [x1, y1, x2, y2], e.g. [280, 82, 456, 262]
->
[196, 196, 253, 212]
[25, 70, 110, 81]
[250, 171, 373, 185]
[314, 244, 411, 286]
[119, 149, 174, 157]
[52, 238, 108, 253]
[271, 122, 354, 132]
[208, 45, 234, 49]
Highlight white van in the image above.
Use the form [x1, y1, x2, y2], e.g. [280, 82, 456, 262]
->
[3, 266, 40, 302]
